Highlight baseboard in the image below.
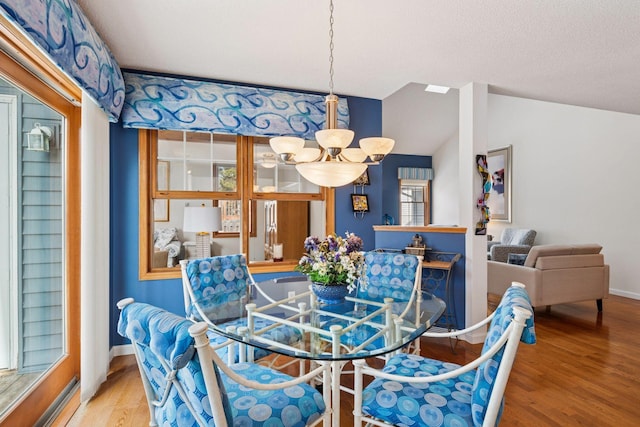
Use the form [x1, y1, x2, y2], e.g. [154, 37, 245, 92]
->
[609, 288, 640, 300]
[109, 344, 133, 361]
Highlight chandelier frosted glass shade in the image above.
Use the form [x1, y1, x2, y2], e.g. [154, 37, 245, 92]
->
[360, 137, 395, 161]
[315, 129, 355, 149]
[296, 161, 367, 187]
[294, 147, 322, 162]
[341, 147, 368, 163]
[269, 136, 305, 161]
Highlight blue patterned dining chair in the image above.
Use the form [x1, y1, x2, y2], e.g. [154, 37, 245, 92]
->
[322, 251, 424, 354]
[180, 254, 303, 364]
[117, 298, 329, 427]
[352, 282, 536, 427]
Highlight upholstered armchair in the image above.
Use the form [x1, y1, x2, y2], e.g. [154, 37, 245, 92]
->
[153, 227, 184, 267]
[117, 299, 328, 427]
[320, 251, 424, 354]
[487, 228, 537, 262]
[353, 283, 536, 427]
[180, 255, 303, 363]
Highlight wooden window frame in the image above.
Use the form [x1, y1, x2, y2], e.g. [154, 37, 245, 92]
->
[140, 130, 335, 279]
[0, 23, 81, 425]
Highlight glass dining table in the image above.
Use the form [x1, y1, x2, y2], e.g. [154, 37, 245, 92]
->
[200, 276, 446, 427]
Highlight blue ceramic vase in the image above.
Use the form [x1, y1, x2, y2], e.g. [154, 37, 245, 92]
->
[311, 282, 350, 304]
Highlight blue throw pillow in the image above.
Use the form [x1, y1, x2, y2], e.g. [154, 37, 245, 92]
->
[507, 253, 527, 265]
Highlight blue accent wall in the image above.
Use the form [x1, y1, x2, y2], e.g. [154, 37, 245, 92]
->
[374, 230, 466, 329]
[334, 96, 382, 249]
[108, 77, 436, 345]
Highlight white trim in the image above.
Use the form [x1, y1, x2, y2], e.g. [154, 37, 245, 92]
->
[0, 94, 18, 370]
[609, 288, 640, 301]
[109, 344, 134, 360]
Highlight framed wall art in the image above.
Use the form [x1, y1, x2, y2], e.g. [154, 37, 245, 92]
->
[352, 169, 370, 186]
[487, 145, 512, 222]
[351, 194, 370, 212]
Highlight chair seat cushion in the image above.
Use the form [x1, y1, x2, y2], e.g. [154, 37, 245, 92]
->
[147, 347, 326, 427]
[222, 362, 326, 426]
[208, 317, 303, 363]
[362, 353, 476, 427]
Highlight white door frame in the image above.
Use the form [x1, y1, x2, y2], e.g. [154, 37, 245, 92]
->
[0, 94, 18, 371]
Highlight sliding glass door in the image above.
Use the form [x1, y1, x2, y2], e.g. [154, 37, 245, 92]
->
[0, 49, 80, 426]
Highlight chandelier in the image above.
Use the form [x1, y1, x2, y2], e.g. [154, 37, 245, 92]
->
[269, 0, 394, 188]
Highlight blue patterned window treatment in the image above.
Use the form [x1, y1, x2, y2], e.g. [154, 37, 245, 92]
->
[398, 167, 434, 180]
[121, 71, 350, 140]
[0, 0, 125, 122]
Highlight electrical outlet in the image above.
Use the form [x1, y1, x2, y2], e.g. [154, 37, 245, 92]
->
[288, 291, 296, 303]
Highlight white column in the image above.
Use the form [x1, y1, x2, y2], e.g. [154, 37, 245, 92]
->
[459, 83, 488, 344]
[80, 93, 111, 401]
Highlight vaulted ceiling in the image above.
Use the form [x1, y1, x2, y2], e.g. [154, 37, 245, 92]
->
[79, 0, 640, 153]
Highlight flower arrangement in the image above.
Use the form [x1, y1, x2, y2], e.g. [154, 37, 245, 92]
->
[295, 232, 367, 293]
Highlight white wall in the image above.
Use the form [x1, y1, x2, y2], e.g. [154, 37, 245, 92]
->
[385, 89, 640, 300]
[432, 132, 459, 225]
[487, 94, 640, 299]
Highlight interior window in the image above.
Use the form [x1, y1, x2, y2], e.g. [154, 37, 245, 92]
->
[140, 130, 332, 279]
[399, 179, 431, 226]
[252, 137, 320, 193]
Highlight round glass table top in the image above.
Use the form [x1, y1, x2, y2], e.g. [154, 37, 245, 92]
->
[194, 277, 446, 361]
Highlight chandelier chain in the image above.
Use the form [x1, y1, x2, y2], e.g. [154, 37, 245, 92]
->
[328, 0, 335, 95]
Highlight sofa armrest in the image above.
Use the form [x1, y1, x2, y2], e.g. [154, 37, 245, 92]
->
[488, 260, 539, 298]
[489, 244, 532, 263]
[487, 241, 501, 251]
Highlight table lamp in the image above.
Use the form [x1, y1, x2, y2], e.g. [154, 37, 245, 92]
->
[183, 206, 222, 259]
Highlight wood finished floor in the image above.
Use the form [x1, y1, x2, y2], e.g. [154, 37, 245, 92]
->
[63, 295, 640, 426]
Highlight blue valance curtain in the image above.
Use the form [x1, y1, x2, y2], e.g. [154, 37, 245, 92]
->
[121, 72, 350, 140]
[0, 0, 125, 122]
[398, 167, 434, 180]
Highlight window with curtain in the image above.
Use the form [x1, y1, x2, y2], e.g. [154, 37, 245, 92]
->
[399, 180, 431, 226]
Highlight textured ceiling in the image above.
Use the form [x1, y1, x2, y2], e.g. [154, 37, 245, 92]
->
[78, 0, 640, 153]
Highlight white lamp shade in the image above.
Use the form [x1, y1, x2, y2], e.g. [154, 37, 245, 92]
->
[269, 136, 304, 155]
[296, 161, 367, 187]
[294, 147, 321, 163]
[359, 137, 395, 157]
[315, 129, 354, 150]
[341, 147, 368, 163]
[183, 206, 222, 232]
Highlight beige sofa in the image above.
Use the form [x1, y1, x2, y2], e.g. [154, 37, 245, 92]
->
[488, 244, 609, 311]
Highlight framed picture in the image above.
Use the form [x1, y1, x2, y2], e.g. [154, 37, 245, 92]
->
[487, 145, 512, 222]
[351, 194, 370, 212]
[352, 169, 370, 186]
[157, 161, 169, 192]
[154, 199, 169, 222]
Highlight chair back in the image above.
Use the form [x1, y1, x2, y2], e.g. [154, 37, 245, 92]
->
[501, 228, 536, 246]
[471, 284, 536, 426]
[180, 254, 254, 323]
[117, 300, 232, 427]
[357, 251, 422, 314]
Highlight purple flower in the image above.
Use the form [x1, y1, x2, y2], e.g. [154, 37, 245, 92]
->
[294, 231, 367, 292]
